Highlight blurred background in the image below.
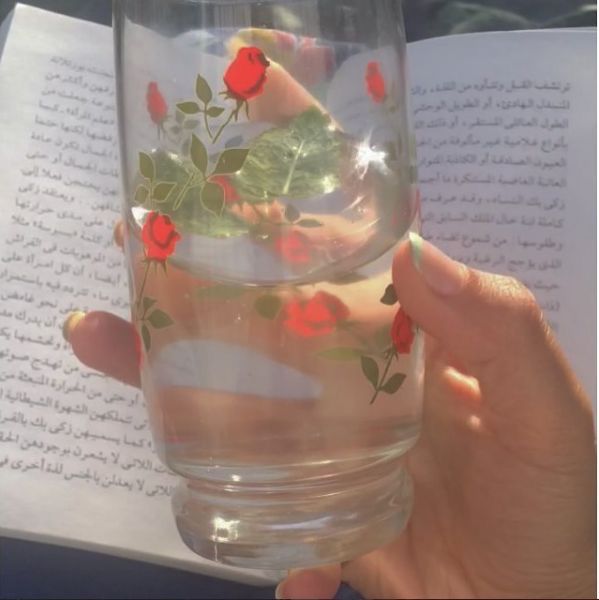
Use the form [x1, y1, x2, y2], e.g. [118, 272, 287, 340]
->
[0, 0, 597, 39]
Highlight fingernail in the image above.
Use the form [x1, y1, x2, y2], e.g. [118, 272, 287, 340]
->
[408, 231, 423, 270]
[113, 220, 125, 249]
[274, 582, 286, 600]
[409, 232, 467, 296]
[62, 310, 86, 343]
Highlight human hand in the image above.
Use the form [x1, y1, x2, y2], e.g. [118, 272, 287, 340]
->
[65, 219, 411, 446]
[64, 233, 595, 599]
[274, 235, 596, 600]
[64, 50, 595, 598]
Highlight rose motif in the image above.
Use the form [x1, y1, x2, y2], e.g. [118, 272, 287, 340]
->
[365, 61, 386, 104]
[224, 47, 270, 101]
[284, 291, 350, 337]
[146, 82, 168, 124]
[273, 231, 312, 265]
[141, 211, 181, 262]
[391, 307, 414, 354]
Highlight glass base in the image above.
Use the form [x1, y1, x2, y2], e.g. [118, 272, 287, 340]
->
[172, 461, 413, 570]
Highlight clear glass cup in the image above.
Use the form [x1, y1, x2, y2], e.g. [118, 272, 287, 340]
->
[113, 0, 423, 569]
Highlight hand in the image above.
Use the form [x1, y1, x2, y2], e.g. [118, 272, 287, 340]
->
[65, 234, 595, 600]
[274, 236, 596, 600]
[65, 50, 595, 598]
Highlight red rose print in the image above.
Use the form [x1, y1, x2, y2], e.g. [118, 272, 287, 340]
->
[284, 291, 350, 337]
[211, 175, 240, 205]
[274, 231, 312, 265]
[391, 307, 414, 354]
[224, 47, 270, 101]
[365, 61, 386, 104]
[141, 211, 181, 262]
[146, 82, 168, 124]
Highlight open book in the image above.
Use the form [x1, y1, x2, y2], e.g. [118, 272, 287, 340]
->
[0, 3, 595, 582]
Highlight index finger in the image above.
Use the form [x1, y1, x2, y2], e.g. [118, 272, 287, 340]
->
[64, 311, 141, 388]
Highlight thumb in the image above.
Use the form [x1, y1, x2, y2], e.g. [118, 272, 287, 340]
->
[393, 234, 593, 458]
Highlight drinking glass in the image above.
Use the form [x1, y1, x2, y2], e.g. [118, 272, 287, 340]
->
[113, 0, 423, 569]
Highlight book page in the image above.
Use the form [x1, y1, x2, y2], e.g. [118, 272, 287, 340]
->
[0, 5, 275, 584]
[407, 31, 596, 403]
[327, 30, 596, 402]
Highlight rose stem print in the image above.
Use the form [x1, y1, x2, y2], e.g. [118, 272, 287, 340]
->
[135, 211, 180, 352]
[135, 45, 414, 402]
[213, 47, 270, 143]
[146, 82, 168, 138]
[368, 307, 414, 404]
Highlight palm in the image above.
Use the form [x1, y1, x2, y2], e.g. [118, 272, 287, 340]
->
[339, 344, 595, 599]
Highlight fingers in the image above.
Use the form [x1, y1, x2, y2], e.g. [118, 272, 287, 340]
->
[392, 234, 593, 455]
[249, 61, 327, 125]
[64, 311, 140, 388]
[68, 230, 139, 387]
[275, 565, 341, 600]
